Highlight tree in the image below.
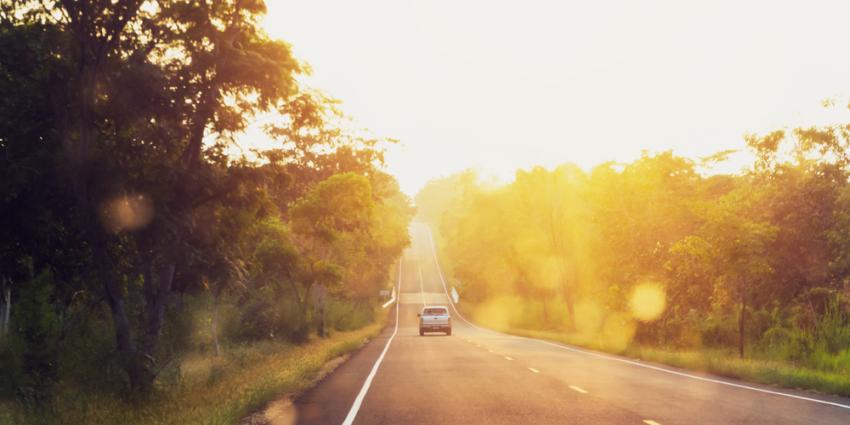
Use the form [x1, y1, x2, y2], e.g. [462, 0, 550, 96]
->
[509, 165, 590, 328]
[0, 0, 310, 393]
[289, 173, 375, 335]
[694, 185, 777, 357]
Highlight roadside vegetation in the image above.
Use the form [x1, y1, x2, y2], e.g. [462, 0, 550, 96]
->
[418, 125, 850, 396]
[0, 1, 412, 422]
[1, 318, 386, 425]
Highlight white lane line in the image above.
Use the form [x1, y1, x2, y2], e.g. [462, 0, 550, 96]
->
[643, 420, 662, 425]
[424, 225, 850, 411]
[342, 258, 402, 425]
[528, 367, 540, 373]
[505, 356, 514, 361]
[569, 385, 588, 394]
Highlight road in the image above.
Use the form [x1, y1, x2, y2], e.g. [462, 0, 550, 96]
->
[293, 222, 850, 425]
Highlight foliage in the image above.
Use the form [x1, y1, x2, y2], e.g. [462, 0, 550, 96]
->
[0, 0, 412, 413]
[0, 318, 386, 425]
[420, 137, 850, 375]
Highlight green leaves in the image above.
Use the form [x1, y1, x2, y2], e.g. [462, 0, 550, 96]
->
[290, 173, 374, 242]
[0, 0, 412, 398]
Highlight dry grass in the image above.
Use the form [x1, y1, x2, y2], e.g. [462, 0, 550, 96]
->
[0, 317, 387, 425]
[492, 326, 850, 398]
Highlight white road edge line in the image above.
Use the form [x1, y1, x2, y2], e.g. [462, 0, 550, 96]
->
[528, 367, 540, 373]
[569, 385, 588, 394]
[643, 420, 662, 425]
[423, 224, 850, 411]
[341, 258, 402, 425]
[505, 356, 514, 361]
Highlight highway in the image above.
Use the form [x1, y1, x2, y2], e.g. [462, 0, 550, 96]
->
[293, 223, 850, 425]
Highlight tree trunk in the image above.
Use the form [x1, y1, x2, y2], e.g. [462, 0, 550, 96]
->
[318, 303, 326, 338]
[562, 272, 577, 330]
[102, 266, 143, 390]
[0, 282, 10, 340]
[738, 297, 747, 358]
[211, 295, 221, 357]
[142, 262, 176, 368]
[88, 230, 147, 393]
[559, 258, 578, 330]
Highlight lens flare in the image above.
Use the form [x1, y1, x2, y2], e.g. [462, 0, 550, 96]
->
[100, 194, 154, 233]
[629, 282, 666, 322]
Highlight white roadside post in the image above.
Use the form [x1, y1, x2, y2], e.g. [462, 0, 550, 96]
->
[381, 287, 396, 309]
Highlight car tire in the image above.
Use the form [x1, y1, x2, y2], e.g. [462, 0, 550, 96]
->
[419, 329, 424, 336]
[446, 328, 452, 336]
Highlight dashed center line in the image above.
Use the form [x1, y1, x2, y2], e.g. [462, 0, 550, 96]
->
[504, 356, 514, 361]
[528, 367, 540, 373]
[643, 420, 662, 425]
[568, 385, 588, 394]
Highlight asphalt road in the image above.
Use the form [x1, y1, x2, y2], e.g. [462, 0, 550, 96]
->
[293, 222, 850, 425]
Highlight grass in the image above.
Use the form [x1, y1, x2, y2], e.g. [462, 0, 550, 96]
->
[484, 325, 850, 398]
[0, 314, 388, 425]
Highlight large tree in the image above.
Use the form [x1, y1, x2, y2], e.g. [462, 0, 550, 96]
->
[0, 0, 310, 393]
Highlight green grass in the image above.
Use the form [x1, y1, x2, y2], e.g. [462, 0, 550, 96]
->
[487, 326, 850, 398]
[0, 315, 388, 425]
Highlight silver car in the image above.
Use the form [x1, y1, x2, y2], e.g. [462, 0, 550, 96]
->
[418, 306, 451, 336]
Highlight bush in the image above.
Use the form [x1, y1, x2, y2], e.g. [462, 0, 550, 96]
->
[699, 312, 738, 348]
[0, 333, 25, 397]
[225, 294, 309, 343]
[326, 298, 374, 332]
[56, 303, 125, 394]
[4, 271, 61, 405]
[816, 299, 850, 353]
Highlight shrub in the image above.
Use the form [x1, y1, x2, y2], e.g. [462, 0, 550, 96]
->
[225, 294, 309, 343]
[326, 298, 374, 332]
[7, 271, 61, 405]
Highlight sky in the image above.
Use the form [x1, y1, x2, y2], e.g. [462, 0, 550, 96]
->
[254, 0, 850, 195]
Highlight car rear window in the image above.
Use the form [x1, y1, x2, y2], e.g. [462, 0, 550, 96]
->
[424, 308, 447, 315]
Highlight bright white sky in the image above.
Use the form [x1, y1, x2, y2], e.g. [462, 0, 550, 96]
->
[255, 0, 850, 195]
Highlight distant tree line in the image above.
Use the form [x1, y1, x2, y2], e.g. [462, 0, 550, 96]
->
[418, 124, 850, 367]
[0, 0, 412, 401]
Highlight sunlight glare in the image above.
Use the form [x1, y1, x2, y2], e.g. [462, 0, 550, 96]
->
[629, 282, 667, 323]
[100, 194, 154, 233]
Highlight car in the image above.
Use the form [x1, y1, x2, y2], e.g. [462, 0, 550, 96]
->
[418, 306, 451, 336]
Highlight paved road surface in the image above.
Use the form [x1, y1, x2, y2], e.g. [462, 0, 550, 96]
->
[293, 223, 850, 425]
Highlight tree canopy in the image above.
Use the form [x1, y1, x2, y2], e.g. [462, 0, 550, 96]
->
[0, 0, 412, 398]
[419, 133, 850, 360]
